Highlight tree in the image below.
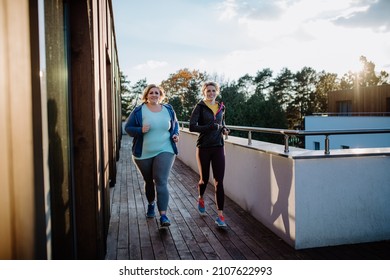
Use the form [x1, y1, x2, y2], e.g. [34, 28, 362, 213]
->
[290, 67, 317, 128]
[237, 74, 255, 99]
[270, 68, 294, 109]
[168, 96, 184, 121]
[181, 79, 201, 121]
[160, 69, 206, 120]
[120, 75, 147, 119]
[219, 82, 246, 126]
[244, 91, 267, 127]
[261, 94, 288, 143]
[339, 71, 355, 90]
[378, 70, 389, 85]
[314, 71, 339, 113]
[338, 56, 389, 89]
[130, 78, 148, 107]
[160, 68, 206, 99]
[358, 55, 379, 87]
[120, 72, 132, 119]
[253, 68, 273, 97]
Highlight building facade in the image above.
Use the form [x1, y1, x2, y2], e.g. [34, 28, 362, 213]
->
[305, 84, 390, 150]
[327, 84, 390, 115]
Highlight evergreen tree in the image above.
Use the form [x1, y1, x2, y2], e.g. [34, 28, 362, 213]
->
[270, 68, 294, 110]
[120, 72, 132, 119]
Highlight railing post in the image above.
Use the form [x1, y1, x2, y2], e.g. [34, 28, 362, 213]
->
[284, 135, 289, 153]
[324, 135, 330, 155]
[248, 131, 252, 145]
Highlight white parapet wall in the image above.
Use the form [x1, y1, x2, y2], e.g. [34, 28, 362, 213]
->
[177, 128, 390, 249]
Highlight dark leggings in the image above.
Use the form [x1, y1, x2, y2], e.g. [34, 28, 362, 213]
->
[196, 146, 225, 210]
[133, 152, 175, 212]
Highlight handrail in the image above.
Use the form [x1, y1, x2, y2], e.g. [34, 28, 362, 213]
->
[179, 121, 390, 155]
[313, 112, 390, 116]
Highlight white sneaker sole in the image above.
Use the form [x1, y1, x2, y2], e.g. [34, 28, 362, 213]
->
[198, 210, 206, 216]
[215, 221, 227, 227]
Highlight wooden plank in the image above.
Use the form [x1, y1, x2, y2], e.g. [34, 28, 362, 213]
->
[105, 186, 119, 260]
[169, 171, 230, 260]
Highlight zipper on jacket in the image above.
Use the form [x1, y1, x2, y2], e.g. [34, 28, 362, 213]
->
[214, 102, 224, 120]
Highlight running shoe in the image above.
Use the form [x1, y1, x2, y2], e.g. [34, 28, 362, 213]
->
[146, 203, 155, 218]
[160, 215, 171, 227]
[198, 198, 206, 215]
[215, 215, 227, 227]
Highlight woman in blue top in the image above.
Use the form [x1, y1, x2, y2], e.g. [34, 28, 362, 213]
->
[125, 84, 179, 227]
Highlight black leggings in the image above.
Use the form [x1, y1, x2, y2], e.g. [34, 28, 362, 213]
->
[196, 146, 225, 210]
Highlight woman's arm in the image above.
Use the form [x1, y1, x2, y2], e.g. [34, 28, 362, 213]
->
[189, 104, 216, 133]
[124, 110, 143, 137]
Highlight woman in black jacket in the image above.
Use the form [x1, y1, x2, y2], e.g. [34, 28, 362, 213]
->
[189, 81, 230, 227]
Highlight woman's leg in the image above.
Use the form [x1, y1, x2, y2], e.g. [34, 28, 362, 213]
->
[133, 157, 155, 203]
[211, 147, 225, 216]
[196, 147, 211, 198]
[152, 152, 175, 214]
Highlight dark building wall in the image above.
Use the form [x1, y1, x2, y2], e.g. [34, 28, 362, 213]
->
[0, 0, 121, 260]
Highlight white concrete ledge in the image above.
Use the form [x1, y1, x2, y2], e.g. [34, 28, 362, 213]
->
[177, 129, 390, 249]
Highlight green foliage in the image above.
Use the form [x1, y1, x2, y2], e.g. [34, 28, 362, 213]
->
[290, 67, 318, 127]
[253, 68, 273, 97]
[270, 68, 294, 110]
[120, 72, 131, 119]
[220, 82, 246, 125]
[315, 71, 339, 113]
[120, 73, 147, 119]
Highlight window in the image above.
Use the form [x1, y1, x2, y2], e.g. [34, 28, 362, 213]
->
[341, 145, 350, 149]
[337, 100, 352, 115]
[314, 142, 320, 150]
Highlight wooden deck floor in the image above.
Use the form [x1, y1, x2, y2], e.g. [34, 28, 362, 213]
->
[105, 135, 390, 260]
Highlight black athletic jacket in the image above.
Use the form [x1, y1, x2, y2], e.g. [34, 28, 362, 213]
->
[189, 100, 227, 148]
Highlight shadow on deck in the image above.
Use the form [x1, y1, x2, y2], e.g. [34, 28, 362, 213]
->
[105, 135, 390, 260]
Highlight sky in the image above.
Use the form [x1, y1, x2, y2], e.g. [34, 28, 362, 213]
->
[112, 0, 390, 85]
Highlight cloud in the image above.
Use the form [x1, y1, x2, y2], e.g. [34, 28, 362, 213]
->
[217, 0, 285, 21]
[134, 60, 168, 70]
[333, 0, 390, 32]
[217, 0, 238, 20]
[114, 0, 390, 84]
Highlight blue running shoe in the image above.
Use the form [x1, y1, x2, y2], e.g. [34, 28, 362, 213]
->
[198, 198, 206, 215]
[215, 215, 227, 227]
[146, 203, 155, 218]
[160, 215, 171, 227]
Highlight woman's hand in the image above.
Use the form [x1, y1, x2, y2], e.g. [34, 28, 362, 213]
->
[142, 123, 150, 133]
[222, 127, 230, 136]
[209, 123, 220, 130]
[172, 134, 179, 143]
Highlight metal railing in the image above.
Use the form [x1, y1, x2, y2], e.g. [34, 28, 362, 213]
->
[179, 121, 390, 155]
[313, 112, 390, 117]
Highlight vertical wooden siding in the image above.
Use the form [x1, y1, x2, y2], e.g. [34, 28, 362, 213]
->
[0, 0, 121, 259]
[328, 85, 390, 113]
[0, 0, 43, 259]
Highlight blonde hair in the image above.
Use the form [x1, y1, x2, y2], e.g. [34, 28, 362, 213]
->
[141, 84, 166, 103]
[201, 81, 220, 96]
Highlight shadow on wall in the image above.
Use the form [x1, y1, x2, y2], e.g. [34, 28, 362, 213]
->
[269, 155, 293, 240]
[47, 99, 71, 259]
